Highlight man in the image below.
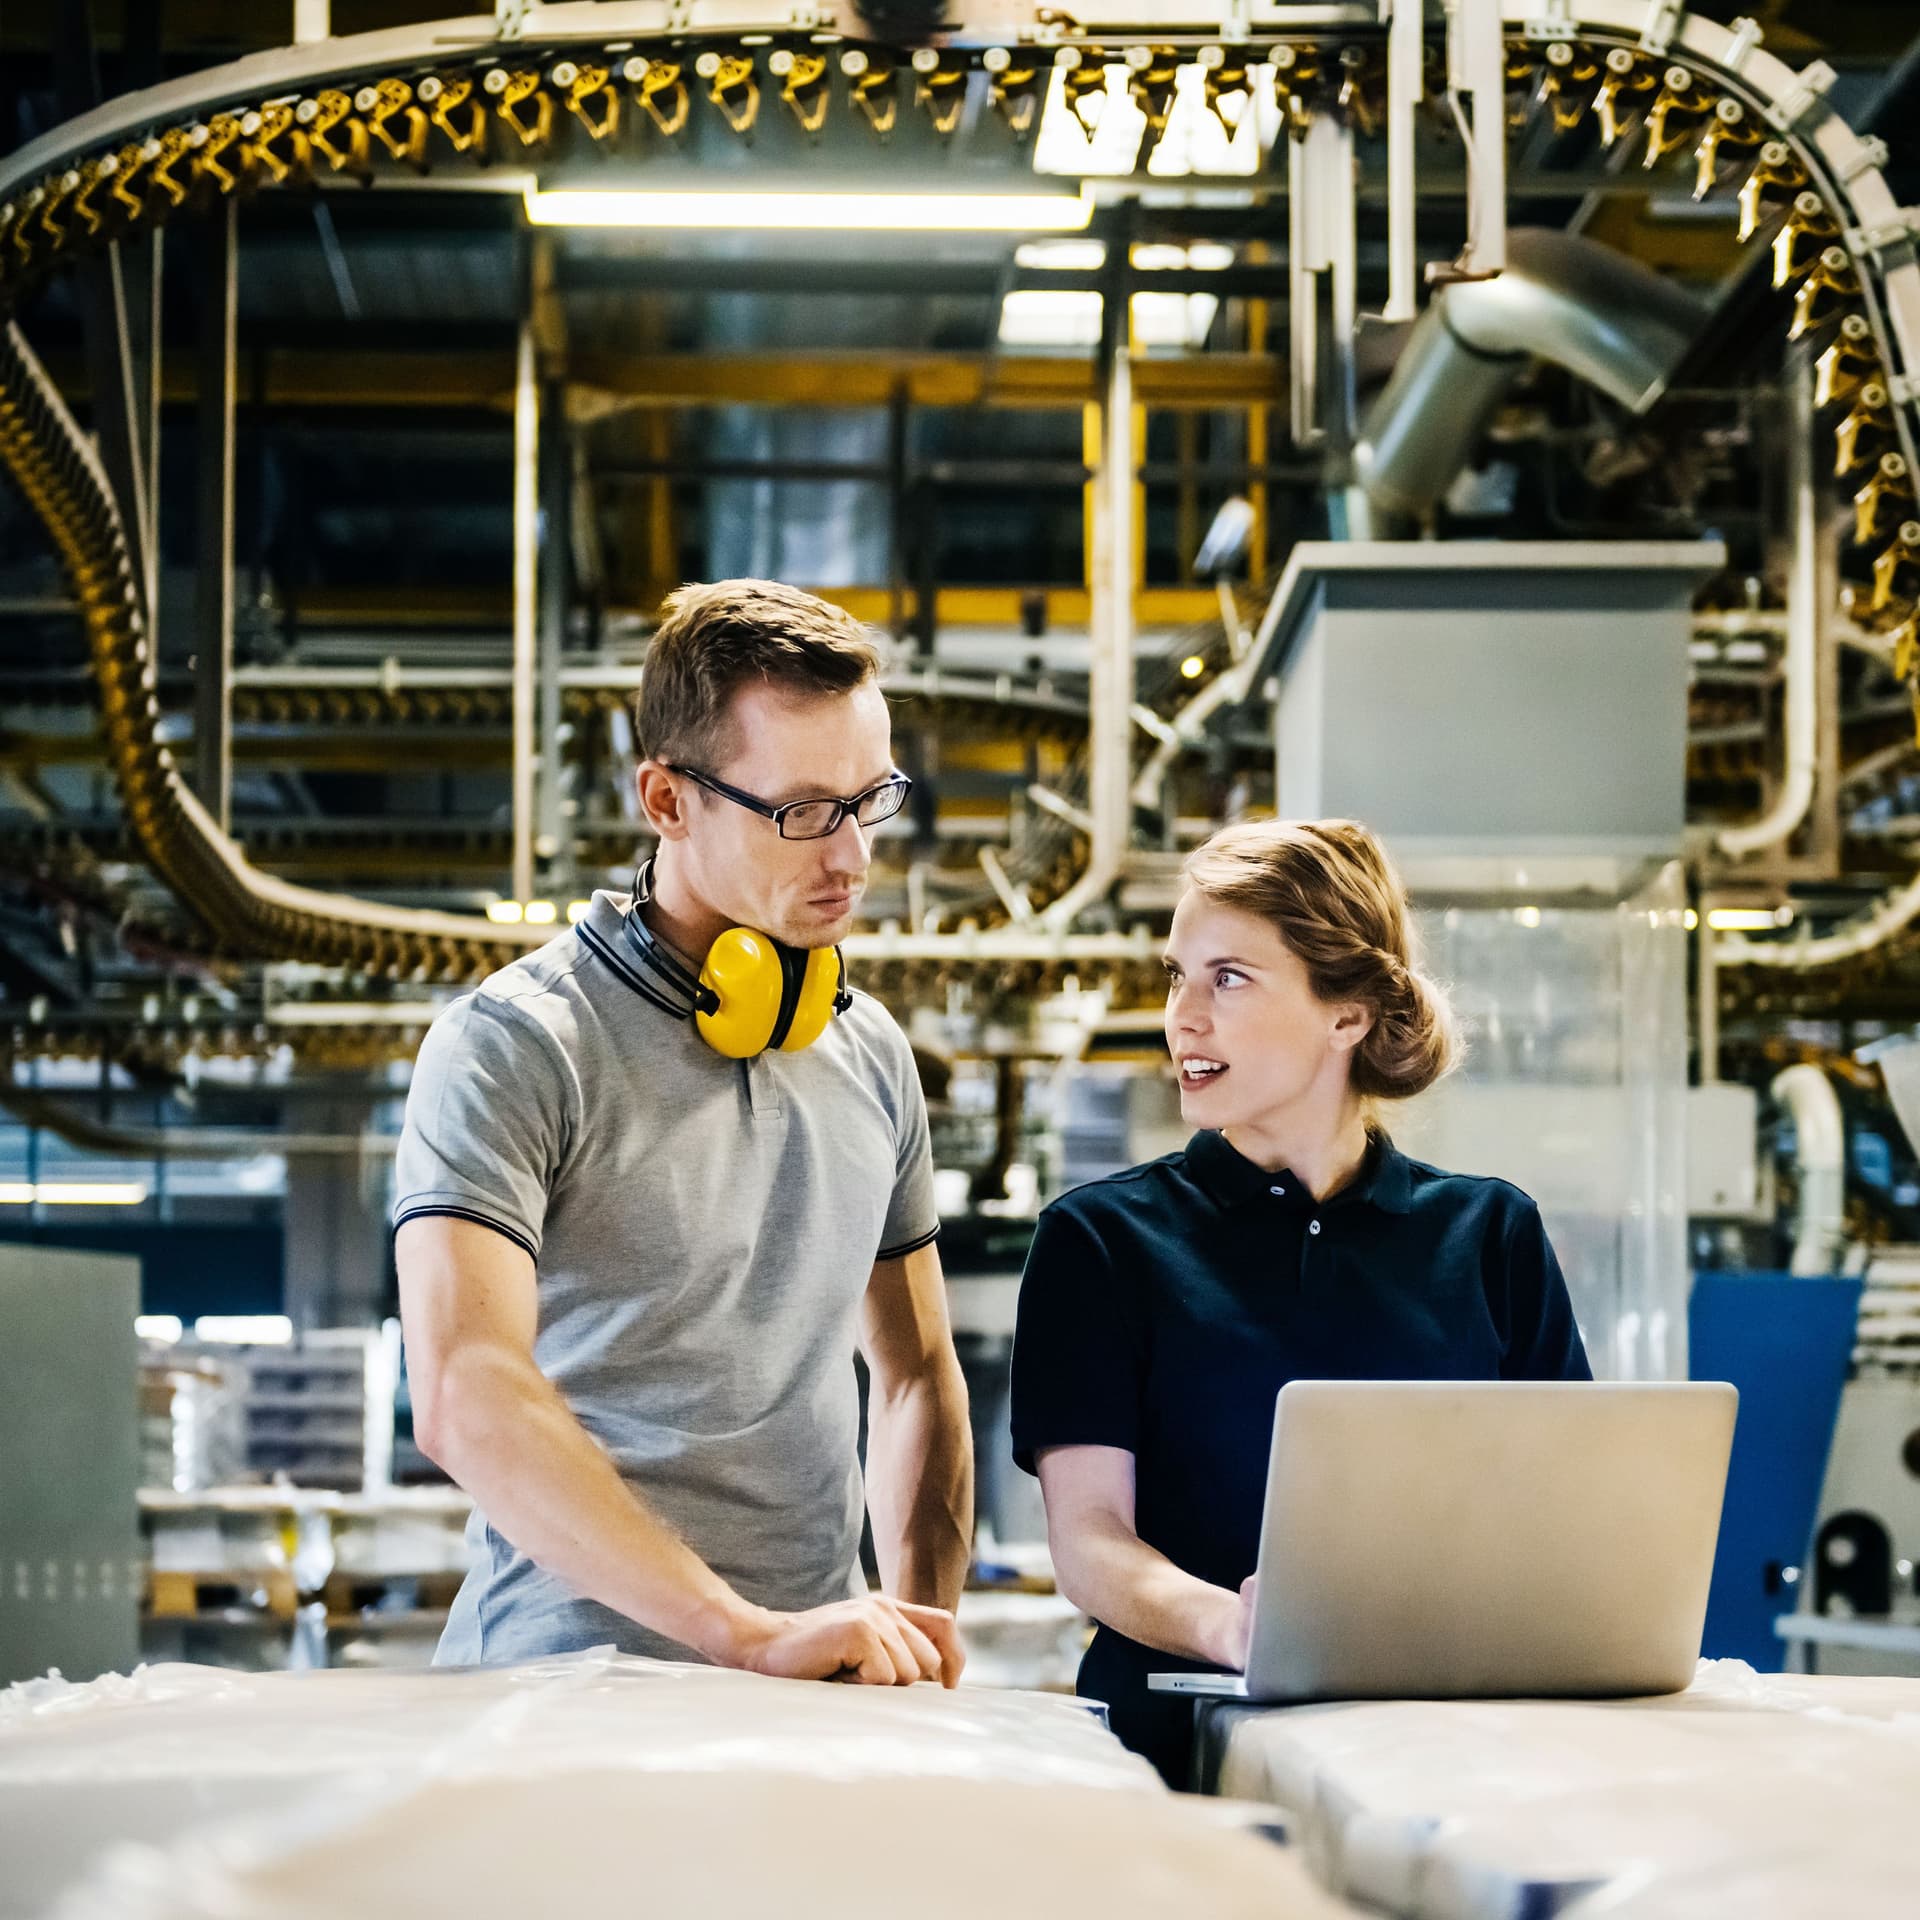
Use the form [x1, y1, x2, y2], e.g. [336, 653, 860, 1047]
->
[395, 579, 972, 1686]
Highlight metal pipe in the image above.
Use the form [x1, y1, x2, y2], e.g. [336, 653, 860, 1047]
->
[511, 319, 537, 905]
[1772, 1064, 1847, 1277]
[1718, 361, 1819, 857]
[1696, 906, 1719, 1085]
[1288, 115, 1357, 449]
[1027, 784, 1093, 836]
[536, 374, 570, 887]
[1131, 670, 1243, 813]
[1384, 0, 1423, 323]
[1217, 577, 1248, 661]
[1355, 229, 1706, 522]
[1716, 874, 1920, 970]
[1043, 347, 1134, 931]
[977, 847, 1033, 925]
[1446, 0, 1509, 281]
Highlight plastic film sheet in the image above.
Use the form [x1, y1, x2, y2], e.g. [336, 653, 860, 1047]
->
[1202, 1660, 1920, 1919]
[0, 1651, 1165, 1919]
[42, 1773, 1364, 1920]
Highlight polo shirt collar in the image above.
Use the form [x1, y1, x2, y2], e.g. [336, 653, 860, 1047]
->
[1185, 1127, 1414, 1215]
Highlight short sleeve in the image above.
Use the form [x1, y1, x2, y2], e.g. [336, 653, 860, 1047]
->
[392, 993, 573, 1260]
[1009, 1201, 1148, 1474]
[875, 1022, 939, 1261]
[1496, 1199, 1594, 1382]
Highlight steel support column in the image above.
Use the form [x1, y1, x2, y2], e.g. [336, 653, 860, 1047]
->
[1044, 344, 1135, 930]
[511, 321, 538, 906]
[535, 375, 571, 891]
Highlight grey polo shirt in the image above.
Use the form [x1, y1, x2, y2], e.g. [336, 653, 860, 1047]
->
[392, 889, 939, 1666]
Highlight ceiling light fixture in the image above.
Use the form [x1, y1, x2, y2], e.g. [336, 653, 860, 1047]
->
[193, 1315, 295, 1345]
[1706, 906, 1795, 931]
[0, 1181, 148, 1206]
[525, 187, 1094, 232]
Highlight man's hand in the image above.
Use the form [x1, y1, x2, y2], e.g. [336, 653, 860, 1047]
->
[724, 1594, 966, 1689]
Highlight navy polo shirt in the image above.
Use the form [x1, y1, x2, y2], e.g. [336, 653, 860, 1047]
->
[1009, 1127, 1591, 1781]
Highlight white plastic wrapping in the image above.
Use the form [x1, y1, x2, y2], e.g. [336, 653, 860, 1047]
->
[1, 1651, 1161, 1919]
[44, 1772, 1356, 1920]
[1203, 1660, 1920, 1918]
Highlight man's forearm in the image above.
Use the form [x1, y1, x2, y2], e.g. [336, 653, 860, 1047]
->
[866, 1360, 973, 1611]
[425, 1343, 765, 1661]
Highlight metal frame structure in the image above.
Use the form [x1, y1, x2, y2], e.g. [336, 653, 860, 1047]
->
[1, 3, 1917, 979]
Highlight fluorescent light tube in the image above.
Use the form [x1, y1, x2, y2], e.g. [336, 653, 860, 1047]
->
[0, 1181, 149, 1205]
[526, 188, 1094, 232]
[1706, 906, 1794, 931]
[194, 1315, 295, 1345]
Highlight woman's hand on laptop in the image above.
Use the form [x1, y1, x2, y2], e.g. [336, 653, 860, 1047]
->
[1198, 1575, 1258, 1672]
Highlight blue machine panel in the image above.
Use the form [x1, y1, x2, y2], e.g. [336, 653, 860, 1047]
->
[1690, 1270, 1861, 1670]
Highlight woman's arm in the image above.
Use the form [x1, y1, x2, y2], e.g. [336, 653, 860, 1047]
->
[1500, 1200, 1594, 1381]
[1036, 1443, 1253, 1669]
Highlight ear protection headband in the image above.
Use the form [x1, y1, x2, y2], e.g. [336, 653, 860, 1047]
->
[620, 859, 852, 1060]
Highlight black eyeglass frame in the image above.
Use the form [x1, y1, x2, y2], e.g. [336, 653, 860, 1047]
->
[668, 764, 913, 841]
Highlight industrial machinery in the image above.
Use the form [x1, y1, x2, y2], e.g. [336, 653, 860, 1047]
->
[0, 5, 1917, 982]
[1, 3, 1920, 1545]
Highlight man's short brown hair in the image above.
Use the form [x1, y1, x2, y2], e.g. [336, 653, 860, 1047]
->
[636, 579, 886, 769]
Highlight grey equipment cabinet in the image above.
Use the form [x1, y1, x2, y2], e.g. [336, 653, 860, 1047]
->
[0, 1245, 140, 1684]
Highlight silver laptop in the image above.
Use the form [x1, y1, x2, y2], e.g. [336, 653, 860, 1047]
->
[1149, 1380, 1737, 1703]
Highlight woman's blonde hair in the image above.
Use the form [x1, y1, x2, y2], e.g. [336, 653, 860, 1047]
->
[1181, 818, 1459, 1102]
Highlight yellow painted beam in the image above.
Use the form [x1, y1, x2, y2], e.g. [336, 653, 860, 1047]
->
[1246, 243, 1272, 581]
[1573, 198, 1745, 276]
[805, 586, 1220, 627]
[48, 351, 1282, 414]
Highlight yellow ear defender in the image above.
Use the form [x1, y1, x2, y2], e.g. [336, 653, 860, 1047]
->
[606, 859, 852, 1059]
[694, 926, 847, 1059]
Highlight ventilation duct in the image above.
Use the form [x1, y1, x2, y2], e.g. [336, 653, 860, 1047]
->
[1354, 228, 1706, 524]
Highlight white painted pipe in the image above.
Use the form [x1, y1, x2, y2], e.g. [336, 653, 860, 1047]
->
[1772, 1064, 1848, 1276]
[1043, 347, 1134, 930]
[1130, 670, 1244, 812]
[1383, 0, 1424, 324]
[292, 0, 332, 46]
[511, 320, 538, 906]
[1717, 869, 1920, 970]
[1718, 362, 1819, 857]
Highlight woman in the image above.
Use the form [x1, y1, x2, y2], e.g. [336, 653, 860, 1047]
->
[1010, 819, 1591, 1787]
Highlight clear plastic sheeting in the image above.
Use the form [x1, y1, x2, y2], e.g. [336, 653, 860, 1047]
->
[1200, 1660, 1920, 1918]
[47, 1771, 1357, 1920]
[1396, 861, 1691, 1380]
[1, 1651, 1162, 1920]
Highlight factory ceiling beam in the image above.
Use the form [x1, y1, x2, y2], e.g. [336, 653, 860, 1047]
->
[315, 584, 1240, 636]
[554, 258, 1298, 298]
[36, 350, 1287, 413]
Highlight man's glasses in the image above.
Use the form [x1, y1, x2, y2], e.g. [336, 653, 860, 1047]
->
[670, 765, 913, 842]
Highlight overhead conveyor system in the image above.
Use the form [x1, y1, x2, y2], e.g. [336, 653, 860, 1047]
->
[1, 2, 1918, 980]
